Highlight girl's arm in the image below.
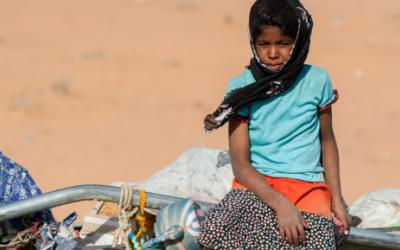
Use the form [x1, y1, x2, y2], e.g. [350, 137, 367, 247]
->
[319, 107, 351, 234]
[229, 117, 308, 246]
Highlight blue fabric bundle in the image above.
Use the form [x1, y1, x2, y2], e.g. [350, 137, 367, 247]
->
[0, 152, 54, 230]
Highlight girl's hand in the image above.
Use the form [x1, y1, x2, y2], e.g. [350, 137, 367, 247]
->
[275, 199, 309, 247]
[332, 197, 351, 235]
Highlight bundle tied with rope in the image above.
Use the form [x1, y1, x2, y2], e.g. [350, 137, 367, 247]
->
[112, 184, 149, 250]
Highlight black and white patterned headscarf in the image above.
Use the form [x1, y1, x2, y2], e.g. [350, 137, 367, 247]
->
[204, 0, 313, 132]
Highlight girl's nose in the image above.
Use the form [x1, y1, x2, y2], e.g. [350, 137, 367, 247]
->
[268, 46, 279, 60]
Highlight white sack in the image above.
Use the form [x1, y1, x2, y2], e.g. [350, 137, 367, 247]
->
[137, 147, 234, 203]
[349, 189, 400, 228]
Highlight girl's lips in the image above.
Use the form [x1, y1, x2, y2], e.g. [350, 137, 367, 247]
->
[266, 64, 283, 71]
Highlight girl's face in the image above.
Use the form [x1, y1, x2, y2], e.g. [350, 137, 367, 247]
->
[255, 25, 294, 72]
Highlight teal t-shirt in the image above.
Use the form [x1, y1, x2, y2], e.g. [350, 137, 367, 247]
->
[225, 64, 336, 182]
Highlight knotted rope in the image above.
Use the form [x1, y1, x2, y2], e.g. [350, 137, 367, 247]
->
[112, 184, 138, 249]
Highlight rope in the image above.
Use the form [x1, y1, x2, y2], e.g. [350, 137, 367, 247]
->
[0, 222, 40, 249]
[112, 184, 138, 249]
[130, 190, 147, 249]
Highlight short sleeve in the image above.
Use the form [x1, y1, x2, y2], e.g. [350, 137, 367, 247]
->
[236, 106, 250, 117]
[318, 74, 338, 112]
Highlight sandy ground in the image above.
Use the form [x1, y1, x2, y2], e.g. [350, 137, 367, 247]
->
[0, 0, 399, 221]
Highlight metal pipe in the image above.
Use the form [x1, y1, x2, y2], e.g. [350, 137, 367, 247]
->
[347, 227, 400, 250]
[1, 185, 400, 249]
[0, 185, 214, 222]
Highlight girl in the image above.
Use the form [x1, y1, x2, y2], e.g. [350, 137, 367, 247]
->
[199, 0, 350, 249]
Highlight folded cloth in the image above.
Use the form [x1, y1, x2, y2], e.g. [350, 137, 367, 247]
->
[0, 152, 54, 230]
[198, 189, 336, 249]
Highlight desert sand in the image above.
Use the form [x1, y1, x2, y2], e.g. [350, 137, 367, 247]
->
[0, 0, 399, 221]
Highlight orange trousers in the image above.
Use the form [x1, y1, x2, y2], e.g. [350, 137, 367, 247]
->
[232, 176, 332, 219]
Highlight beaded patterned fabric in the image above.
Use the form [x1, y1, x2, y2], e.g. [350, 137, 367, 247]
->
[0, 152, 54, 229]
[198, 189, 336, 250]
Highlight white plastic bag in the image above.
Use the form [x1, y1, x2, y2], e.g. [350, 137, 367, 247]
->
[349, 189, 400, 229]
[137, 147, 234, 203]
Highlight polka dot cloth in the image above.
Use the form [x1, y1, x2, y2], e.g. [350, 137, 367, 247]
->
[198, 189, 337, 249]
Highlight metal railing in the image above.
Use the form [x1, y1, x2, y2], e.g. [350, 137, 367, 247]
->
[0, 185, 399, 249]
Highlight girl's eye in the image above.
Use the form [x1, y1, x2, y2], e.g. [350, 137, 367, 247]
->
[278, 42, 292, 46]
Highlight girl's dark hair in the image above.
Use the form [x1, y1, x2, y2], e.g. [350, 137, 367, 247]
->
[249, 0, 298, 41]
